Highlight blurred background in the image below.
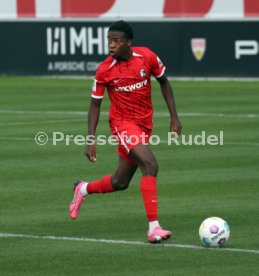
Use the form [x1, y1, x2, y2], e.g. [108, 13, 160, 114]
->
[0, 0, 259, 77]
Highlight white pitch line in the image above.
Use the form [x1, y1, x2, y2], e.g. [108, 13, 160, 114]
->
[0, 137, 34, 141]
[159, 140, 259, 146]
[0, 118, 84, 126]
[0, 117, 108, 127]
[0, 232, 259, 255]
[0, 110, 88, 115]
[224, 142, 259, 146]
[0, 109, 259, 119]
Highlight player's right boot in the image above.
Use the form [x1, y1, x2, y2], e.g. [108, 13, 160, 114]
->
[147, 226, 172, 243]
[69, 181, 87, 219]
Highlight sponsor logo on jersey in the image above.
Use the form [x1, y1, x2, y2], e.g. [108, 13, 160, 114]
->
[113, 79, 121, 83]
[191, 38, 206, 61]
[115, 79, 148, 92]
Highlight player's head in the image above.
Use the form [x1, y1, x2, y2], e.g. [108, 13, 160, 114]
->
[108, 20, 134, 60]
[108, 20, 134, 40]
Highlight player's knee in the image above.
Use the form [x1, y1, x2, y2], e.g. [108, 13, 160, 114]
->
[111, 177, 130, 191]
[141, 159, 158, 176]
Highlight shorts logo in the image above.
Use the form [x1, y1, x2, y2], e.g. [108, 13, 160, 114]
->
[191, 38, 206, 61]
[140, 69, 146, 78]
[126, 136, 131, 144]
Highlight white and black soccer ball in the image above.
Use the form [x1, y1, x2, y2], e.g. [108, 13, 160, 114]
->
[199, 217, 230, 247]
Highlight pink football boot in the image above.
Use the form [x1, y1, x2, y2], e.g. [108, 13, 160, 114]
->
[69, 181, 87, 219]
[147, 226, 172, 243]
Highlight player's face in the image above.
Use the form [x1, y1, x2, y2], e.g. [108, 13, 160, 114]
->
[108, 31, 132, 60]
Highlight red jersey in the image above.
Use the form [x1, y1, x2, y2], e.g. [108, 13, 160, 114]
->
[91, 47, 165, 129]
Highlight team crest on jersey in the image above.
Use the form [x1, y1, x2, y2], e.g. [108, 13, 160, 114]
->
[191, 38, 206, 61]
[140, 69, 146, 78]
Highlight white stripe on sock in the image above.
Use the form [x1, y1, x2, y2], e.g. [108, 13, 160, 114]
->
[149, 220, 160, 232]
[80, 182, 88, 196]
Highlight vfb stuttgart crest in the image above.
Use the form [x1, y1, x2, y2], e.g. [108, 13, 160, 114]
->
[191, 38, 206, 61]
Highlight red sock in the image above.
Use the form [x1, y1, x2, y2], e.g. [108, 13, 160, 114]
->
[140, 176, 158, 222]
[87, 175, 114, 194]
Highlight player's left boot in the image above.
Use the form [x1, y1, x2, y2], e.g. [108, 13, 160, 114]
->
[147, 226, 171, 243]
[69, 181, 87, 219]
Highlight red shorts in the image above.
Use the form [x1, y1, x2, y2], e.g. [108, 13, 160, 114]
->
[111, 123, 152, 165]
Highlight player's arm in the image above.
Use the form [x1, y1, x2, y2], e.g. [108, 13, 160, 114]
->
[85, 75, 105, 162]
[88, 97, 102, 137]
[156, 74, 182, 135]
[85, 98, 102, 162]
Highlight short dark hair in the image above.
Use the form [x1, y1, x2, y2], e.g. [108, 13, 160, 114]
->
[108, 20, 134, 39]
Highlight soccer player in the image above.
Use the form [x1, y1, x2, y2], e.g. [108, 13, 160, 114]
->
[69, 20, 182, 243]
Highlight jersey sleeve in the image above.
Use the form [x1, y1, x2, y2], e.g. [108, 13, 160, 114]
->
[91, 69, 106, 99]
[149, 50, 166, 78]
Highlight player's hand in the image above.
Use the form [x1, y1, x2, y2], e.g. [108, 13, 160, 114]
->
[85, 144, 97, 162]
[170, 117, 182, 135]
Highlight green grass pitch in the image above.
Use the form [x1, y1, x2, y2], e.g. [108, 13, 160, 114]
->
[0, 77, 259, 275]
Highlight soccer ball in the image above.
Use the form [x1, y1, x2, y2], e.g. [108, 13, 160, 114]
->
[199, 217, 230, 247]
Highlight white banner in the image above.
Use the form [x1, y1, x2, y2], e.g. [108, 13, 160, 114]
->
[0, 0, 258, 19]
